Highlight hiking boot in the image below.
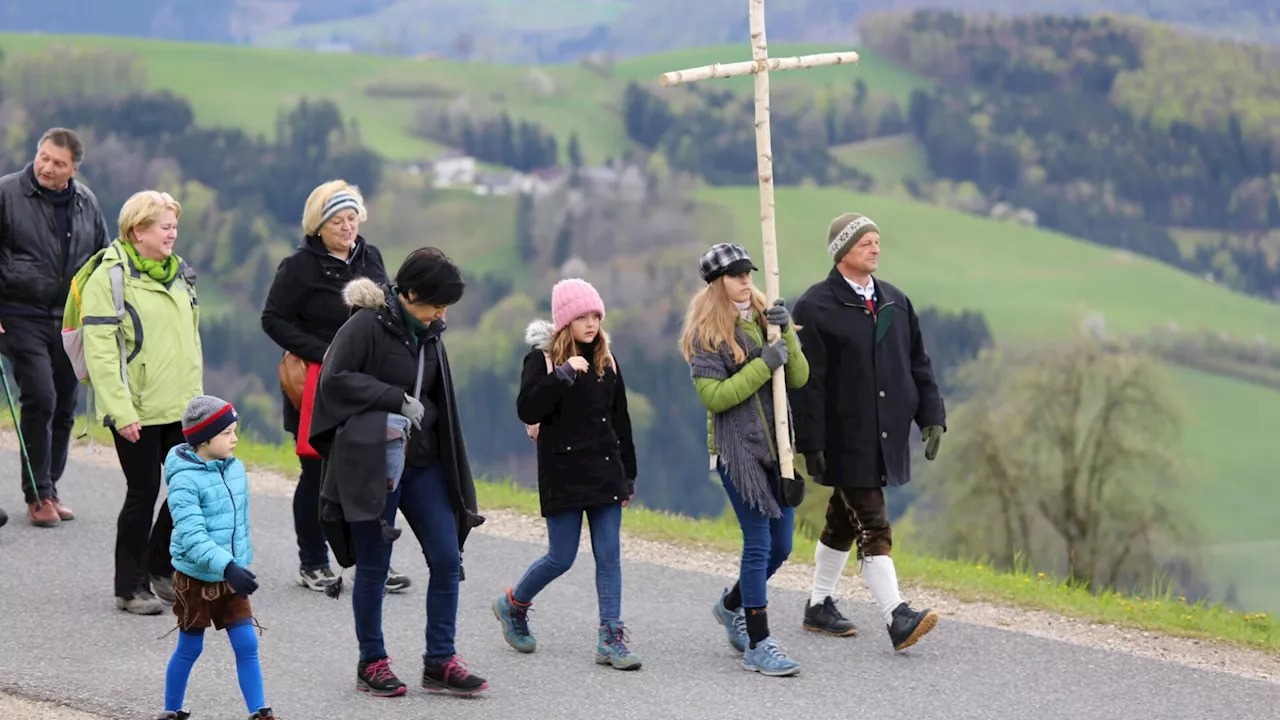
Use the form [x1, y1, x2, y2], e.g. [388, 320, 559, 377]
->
[742, 636, 800, 677]
[49, 498, 74, 521]
[299, 567, 339, 592]
[888, 602, 938, 651]
[116, 590, 165, 616]
[249, 708, 276, 718]
[803, 596, 858, 637]
[151, 574, 177, 604]
[711, 587, 748, 653]
[28, 500, 59, 527]
[356, 656, 407, 697]
[492, 589, 536, 653]
[422, 656, 488, 696]
[153, 712, 190, 719]
[596, 620, 642, 670]
[386, 567, 411, 593]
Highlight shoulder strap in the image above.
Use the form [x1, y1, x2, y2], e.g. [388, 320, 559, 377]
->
[107, 253, 129, 393]
[542, 351, 552, 374]
[413, 345, 425, 398]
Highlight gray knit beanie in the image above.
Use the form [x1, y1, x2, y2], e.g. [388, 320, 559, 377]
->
[827, 213, 879, 264]
[182, 395, 238, 447]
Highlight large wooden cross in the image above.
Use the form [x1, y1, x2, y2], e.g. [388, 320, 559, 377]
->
[658, 0, 859, 481]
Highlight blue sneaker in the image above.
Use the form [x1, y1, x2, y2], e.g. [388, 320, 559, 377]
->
[742, 636, 800, 676]
[492, 589, 537, 653]
[596, 620, 642, 670]
[711, 588, 748, 653]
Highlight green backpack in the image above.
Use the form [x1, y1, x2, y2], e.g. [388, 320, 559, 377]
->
[61, 244, 129, 391]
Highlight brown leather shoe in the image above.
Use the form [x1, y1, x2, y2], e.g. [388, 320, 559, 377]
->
[49, 498, 74, 521]
[28, 500, 60, 527]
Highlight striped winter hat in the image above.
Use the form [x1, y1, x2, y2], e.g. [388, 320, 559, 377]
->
[182, 395, 238, 447]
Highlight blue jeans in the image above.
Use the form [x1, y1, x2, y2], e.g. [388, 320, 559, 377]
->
[351, 461, 459, 664]
[512, 502, 623, 624]
[718, 462, 794, 609]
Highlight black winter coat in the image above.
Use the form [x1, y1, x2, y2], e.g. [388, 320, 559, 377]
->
[0, 164, 110, 317]
[308, 277, 483, 556]
[791, 268, 946, 489]
[260, 235, 388, 434]
[516, 320, 637, 517]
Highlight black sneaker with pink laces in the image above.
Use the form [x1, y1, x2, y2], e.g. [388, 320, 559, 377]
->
[421, 655, 489, 696]
[356, 656, 407, 697]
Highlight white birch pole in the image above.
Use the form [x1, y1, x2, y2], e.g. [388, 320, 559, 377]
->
[657, 0, 861, 481]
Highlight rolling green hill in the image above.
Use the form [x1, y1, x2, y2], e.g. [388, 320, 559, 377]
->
[0, 33, 924, 164]
[695, 184, 1280, 609]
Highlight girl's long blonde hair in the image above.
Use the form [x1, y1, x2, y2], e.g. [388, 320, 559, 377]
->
[549, 322, 614, 377]
[679, 276, 767, 364]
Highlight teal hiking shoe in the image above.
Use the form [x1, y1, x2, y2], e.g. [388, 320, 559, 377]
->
[711, 587, 748, 653]
[596, 620, 642, 670]
[493, 589, 537, 653]
[742, 636, 800, 677]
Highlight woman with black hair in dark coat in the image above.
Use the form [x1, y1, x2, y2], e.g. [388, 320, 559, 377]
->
[307, 247, 489, 699]
[260, 180, 412, 595]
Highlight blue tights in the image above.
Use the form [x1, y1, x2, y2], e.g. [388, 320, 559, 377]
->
[164, 619, 265, 713]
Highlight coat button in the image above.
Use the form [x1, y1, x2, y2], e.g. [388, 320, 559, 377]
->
[879, 390, 885, 398]
[605, 456, 610, 461]
[864, 310, 871, 316]
[881, 431, 888, 438]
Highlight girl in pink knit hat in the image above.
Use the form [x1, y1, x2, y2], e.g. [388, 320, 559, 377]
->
[493, 278, 642, 670]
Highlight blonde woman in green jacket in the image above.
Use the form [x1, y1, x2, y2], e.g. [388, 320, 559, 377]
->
[81, 190, 203, 616]
[679, 243, 809, 676]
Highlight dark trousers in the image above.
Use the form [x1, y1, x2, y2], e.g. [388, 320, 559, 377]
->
[819, 487, 893, 559]
[0, 315, 80, 504]
[112, 422, 181, 598]
[351, 461, 459, 664]
[291, 441, 330, 571]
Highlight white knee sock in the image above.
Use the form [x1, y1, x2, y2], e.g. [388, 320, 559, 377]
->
[861, 555, 903, 625]
[809, 542, 851, 607]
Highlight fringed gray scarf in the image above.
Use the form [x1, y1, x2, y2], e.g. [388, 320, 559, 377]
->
[689, 325, 789, 520]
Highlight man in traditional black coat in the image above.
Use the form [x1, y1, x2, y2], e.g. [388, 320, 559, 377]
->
[790, 212, 947, 652]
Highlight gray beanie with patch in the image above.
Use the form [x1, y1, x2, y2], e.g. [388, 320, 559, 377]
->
[182, 394, 238, 447]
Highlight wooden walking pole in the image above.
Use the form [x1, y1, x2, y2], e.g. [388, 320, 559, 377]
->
[657, 0, 859, 481]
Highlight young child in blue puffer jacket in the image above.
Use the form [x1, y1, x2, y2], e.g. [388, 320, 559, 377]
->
[155, 395, 279, 720]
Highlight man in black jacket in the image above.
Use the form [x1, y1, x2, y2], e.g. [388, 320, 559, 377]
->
[791, 212, 947, 652]
[0, 127, 110, 527]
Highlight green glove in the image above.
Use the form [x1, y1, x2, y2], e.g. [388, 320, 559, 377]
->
[922, 425, 944, 461]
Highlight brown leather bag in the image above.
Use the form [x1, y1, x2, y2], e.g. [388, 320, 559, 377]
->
[278, 351, 309, 410]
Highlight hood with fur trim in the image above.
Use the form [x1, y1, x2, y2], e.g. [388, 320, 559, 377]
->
[343, 276, 388, 310]
[524, 319, 555, 352]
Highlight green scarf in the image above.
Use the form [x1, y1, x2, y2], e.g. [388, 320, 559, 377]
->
[393, 289, 430, 349]
[121, 240, 180, 284]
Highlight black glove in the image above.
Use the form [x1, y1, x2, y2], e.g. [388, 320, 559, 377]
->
[760, 339, 788, 371]
[765, 298, 791, 331]
[803, 451, 826, 478]
[224, 562, 258, 596]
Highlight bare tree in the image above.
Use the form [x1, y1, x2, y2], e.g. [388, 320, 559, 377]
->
[918, 335, 1198, 593]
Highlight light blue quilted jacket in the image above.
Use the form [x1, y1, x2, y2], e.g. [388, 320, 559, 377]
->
[163, 444, 253, 582]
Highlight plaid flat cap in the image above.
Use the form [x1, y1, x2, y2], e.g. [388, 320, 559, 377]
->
[698, 243, 758, 283]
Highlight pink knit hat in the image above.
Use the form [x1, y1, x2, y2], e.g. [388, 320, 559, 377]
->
[551, 278, 606, 331]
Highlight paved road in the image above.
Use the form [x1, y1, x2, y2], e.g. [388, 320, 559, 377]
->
[1, 453, 1275, 719]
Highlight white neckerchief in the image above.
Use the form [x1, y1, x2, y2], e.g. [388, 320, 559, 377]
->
[733, 299, 753, 322]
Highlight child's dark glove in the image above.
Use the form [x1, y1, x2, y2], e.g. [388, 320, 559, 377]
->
[224, 562, 258, 596]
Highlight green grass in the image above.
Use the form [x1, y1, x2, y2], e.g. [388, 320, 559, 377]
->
[611, 43, 933, 105]
[0, 34, 930, 166]
[831, 134, 932, 187]
[696, 184, 1280, 612]
[695, 185, 1280, 344]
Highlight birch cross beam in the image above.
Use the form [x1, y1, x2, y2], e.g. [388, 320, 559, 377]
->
[658, 51, 860, 86]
